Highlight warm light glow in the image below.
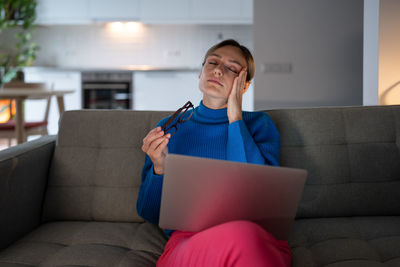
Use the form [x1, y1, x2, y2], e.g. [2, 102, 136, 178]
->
[108, 22, 124, 32]
[126, 22, 141, 32]
[378, 0, 400, 105]
[106, 21, 144, 36]
[0, 100, 15, 123]
[125, 65, 154, 71]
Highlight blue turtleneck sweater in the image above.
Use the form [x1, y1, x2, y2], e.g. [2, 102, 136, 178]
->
[136, 101, 280, 228]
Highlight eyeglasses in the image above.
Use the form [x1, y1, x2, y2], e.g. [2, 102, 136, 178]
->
[162, 101, 194, 136]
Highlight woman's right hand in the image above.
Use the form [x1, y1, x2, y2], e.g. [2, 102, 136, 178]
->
[142, 126, 171, 175]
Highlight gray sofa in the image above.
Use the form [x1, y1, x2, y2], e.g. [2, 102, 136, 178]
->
[0, 105, 399, 267]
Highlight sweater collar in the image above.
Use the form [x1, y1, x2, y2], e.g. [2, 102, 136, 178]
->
[193, 101, 229, 123]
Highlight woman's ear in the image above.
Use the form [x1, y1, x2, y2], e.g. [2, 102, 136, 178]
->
[198, 69, 202, 79]
[243, 81, 251, 94]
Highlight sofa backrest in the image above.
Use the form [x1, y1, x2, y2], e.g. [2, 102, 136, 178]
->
[42, 106, 400, 222]
[42, 110, 170, 222]
[268, 105, 400, 218]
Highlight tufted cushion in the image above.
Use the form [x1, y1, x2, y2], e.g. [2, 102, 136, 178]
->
[267, 106, 400, 218]
[42, 110, 171, 222]
[289, 216, 400, 267]
[0, 221, 168, 267]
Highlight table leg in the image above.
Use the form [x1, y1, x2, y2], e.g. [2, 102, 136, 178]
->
[15, 98, 26, 144]
[56, 96, 65, 114]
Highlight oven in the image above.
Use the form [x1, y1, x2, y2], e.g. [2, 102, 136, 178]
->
[82, 71, 132, 109]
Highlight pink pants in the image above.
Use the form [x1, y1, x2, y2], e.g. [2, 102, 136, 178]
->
[157, 220, 291, 267]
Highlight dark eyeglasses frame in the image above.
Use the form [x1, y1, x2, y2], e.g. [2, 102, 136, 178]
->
[162, 101, 194, 136]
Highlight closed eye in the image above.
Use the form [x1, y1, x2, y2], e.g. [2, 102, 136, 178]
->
[227, 67, 238, 74]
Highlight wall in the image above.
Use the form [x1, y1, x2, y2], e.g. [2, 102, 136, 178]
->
[6, 24, 252, 69]
[379, 0, 400, 105]
[253, 0, 363, 109]
[363, 0, 380, 105]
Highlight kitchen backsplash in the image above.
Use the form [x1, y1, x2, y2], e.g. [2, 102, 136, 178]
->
[3, 24, 252, 69]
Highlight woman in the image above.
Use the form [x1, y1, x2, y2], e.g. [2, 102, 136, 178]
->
[137, 39, 291, 267]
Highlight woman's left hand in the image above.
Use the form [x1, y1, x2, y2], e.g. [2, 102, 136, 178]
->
[227, 67, 247, 123]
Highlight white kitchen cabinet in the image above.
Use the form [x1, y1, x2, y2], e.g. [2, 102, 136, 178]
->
[190, 0, 252, 24]
[88, 0, 140, 21]
[36, 0, 90, 24]
[36, 0, 140, 24]
[133, 71, 201, 111]
[139, 0, 190, 23]
[133, 71, 254, 111]
[140, 0, 253, 24]
[241, 0, 253, 20]
[36, 0, 252, 25]
[23, 68, 81, 136]
[191, 0, 241, 19]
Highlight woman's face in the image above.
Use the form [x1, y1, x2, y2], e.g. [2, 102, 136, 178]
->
[199, 45, 248, 103]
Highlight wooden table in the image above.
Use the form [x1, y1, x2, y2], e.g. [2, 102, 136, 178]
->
[0, 88, 74, 144]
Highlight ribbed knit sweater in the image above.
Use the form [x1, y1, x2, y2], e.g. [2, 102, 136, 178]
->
[136, 101, 281, 229]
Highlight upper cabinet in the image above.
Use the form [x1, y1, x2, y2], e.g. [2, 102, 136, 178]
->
[139, 0, 190, 23]
[88, 0, 140, 21]
[189, 0, 252, 24]
[36, 0, 252, 25]
[36, 0, 140, 24]
[140, 0, 253, 24]
[36, 0, 90, 24]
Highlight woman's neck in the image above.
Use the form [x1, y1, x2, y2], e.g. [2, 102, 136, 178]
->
[202, 95, 227, 110]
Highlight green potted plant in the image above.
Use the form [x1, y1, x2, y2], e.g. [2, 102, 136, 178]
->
[0, 0, 40, 87]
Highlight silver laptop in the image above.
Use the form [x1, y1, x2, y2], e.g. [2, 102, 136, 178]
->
[159, 154, 307, 240]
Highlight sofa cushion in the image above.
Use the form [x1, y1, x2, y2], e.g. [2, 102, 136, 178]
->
[289, 216, 400, 267]
[0, 221, 167, 267]
[42, 110, 170, 222]
[268, 106, 400, 218]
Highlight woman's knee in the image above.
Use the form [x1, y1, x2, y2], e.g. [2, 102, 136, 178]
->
[216, 220, 267, 235]
[206, 221, 291, 266]
[208, 220, 273, 245]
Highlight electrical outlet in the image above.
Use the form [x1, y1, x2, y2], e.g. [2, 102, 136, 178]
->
[260, 63, 292, 73]
[164, 50, 181, 57]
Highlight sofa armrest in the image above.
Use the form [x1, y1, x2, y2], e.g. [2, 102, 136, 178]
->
[0, 135, 56, 250]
